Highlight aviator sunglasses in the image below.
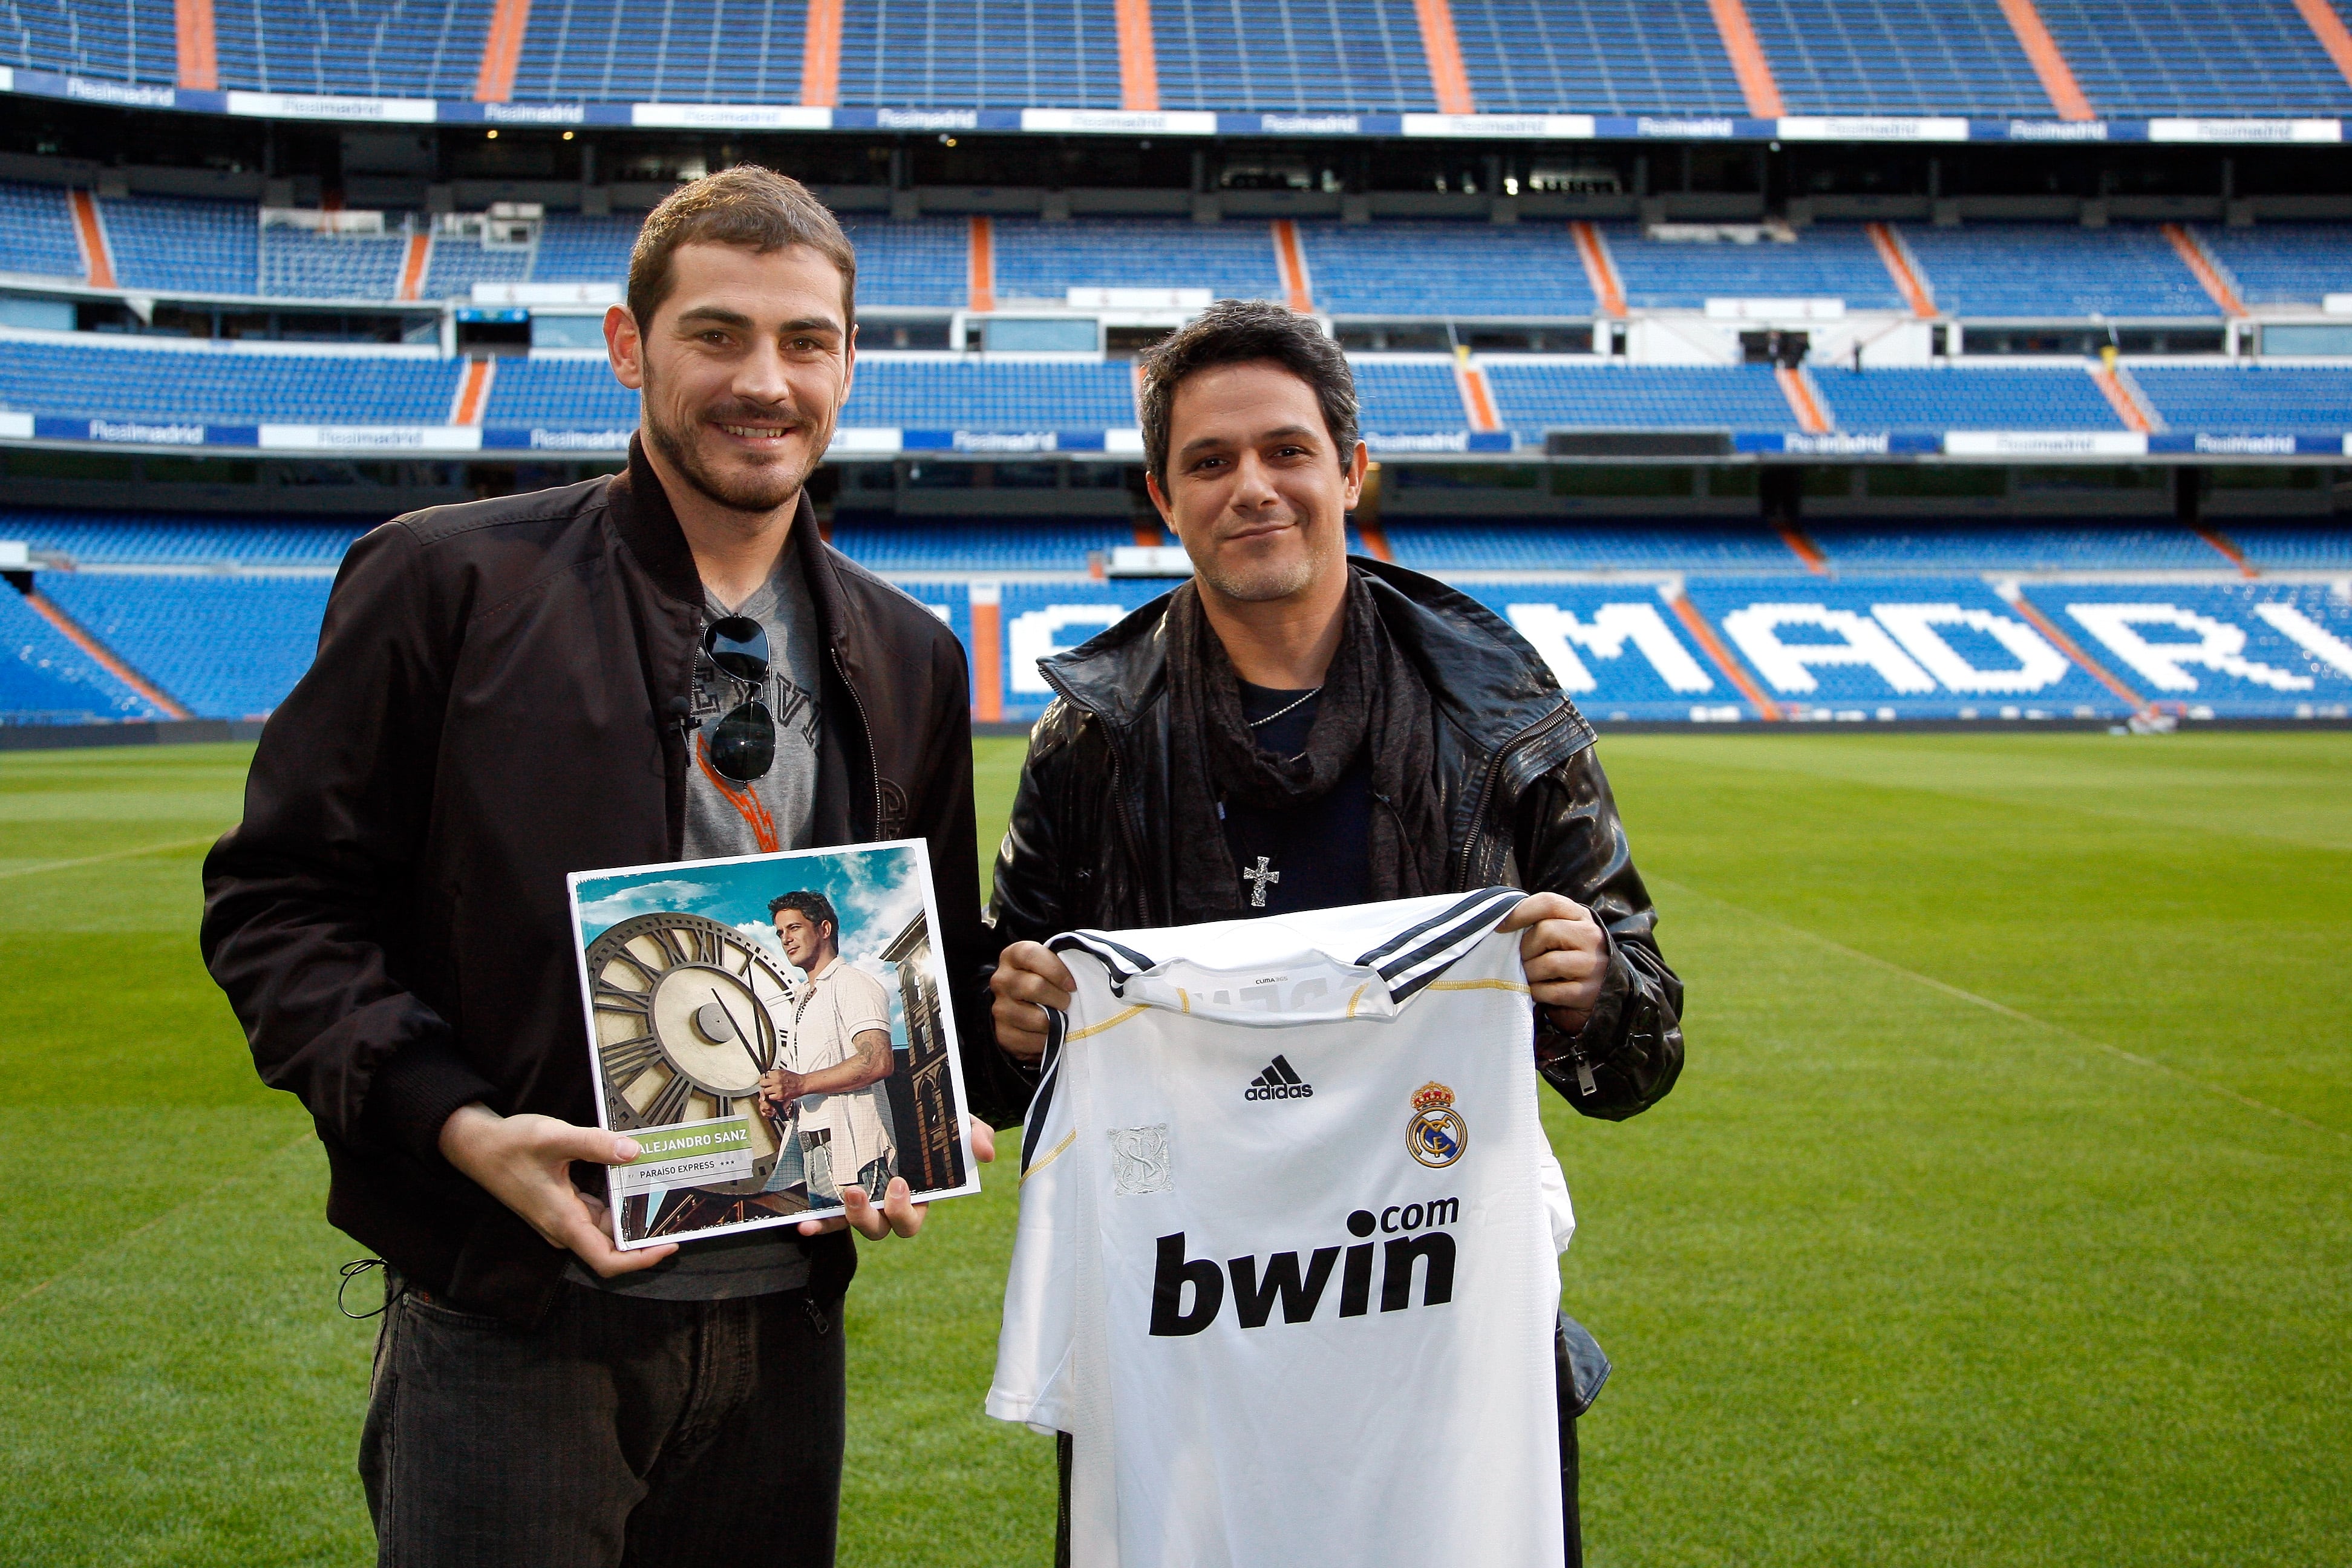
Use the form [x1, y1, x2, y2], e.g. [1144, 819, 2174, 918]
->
[701, 616, 776, 782]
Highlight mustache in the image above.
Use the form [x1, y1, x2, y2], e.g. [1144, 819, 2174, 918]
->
[702, 403, 808, 427]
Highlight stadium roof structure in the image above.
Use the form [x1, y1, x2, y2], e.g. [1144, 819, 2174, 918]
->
[6, 0, 2352, 143]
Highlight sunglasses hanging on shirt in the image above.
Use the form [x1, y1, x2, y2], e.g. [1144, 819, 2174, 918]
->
[701, 615, 776, 782]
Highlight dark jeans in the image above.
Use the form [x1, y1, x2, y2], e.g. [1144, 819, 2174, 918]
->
[361, 1277, 845, 1568]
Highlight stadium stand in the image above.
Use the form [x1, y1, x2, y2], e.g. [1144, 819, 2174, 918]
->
[512, 0, 806, 103]
[529, 214, 643, 287]
[1803, 522, 2223, 572]
[836, 356, 1138, 430]
[423, 234, 535, 301]
[2031, 0, 2352, 118]
[1484, 364, 1804, 439]
[96, 196, 257, 296]
[837, 0, 1120, 108]
[1739, 0, 2053, 117]
[2017, 580, 2352, 713]
[840, 218, 973, 310]
[260, 227, 410, 301]
[2195, 223, 2352, 310]
[1379, 519, 1802, 573]
[1449, 0, 1748, 115]
[2221, 524, 2352, 570]
[990, 219, 1283, 306]
[0, 181, 85, 280]
[0, 339, 459, 424]
[39, 573, 335, 719]
[1606, 224, 1907, 312]
[0, 583, 161, 722]
[211, 0, 495, 97]
[1809, 366, 2127, 431]
[1898, 224, 2216, 319]
[2132, 365, 2352, 433]
[1298, 223, 1600, 317]
[0, 511, 368, 566]
[828, 518, 1137, 572]
[480, 355, 639, 427]
[0, 0, 176, 84]
[1351, 359, 1475, 434]
[1152, 0, 1439, 112]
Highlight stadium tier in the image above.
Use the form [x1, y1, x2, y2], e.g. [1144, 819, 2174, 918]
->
[0, 339, 459, 426]
[1485, 364, 1805, 439]
[11, 513, 2348, 722]
[1892, 225, 2216, 319]
[18, 0, 2352, 116]
[1807, 367, 2126, 432]
[2132, 366, 2352, 433]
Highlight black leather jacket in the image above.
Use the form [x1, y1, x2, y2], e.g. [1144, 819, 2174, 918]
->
[988, 558, 1684, 1118]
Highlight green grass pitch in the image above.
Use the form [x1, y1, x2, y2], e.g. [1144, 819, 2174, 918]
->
[1, 733, 2346, 1565]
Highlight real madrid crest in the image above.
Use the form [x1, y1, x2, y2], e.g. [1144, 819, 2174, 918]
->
[1406, 1081, 1468, 1168]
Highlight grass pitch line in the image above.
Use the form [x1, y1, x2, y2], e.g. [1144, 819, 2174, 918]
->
[1651, 875, 2347, 1144]
[0, 833, 219, 880]
[0, 1131, 314, 1319]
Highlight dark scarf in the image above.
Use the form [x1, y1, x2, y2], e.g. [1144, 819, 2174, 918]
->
[1165, 570, 1449, 923]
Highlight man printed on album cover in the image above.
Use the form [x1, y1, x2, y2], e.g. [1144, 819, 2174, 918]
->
[759, 890, 900, 1204]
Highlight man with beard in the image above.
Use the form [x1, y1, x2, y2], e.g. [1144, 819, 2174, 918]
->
[203, 166, 1024, 1567]
[985, 299, 1684, 1566]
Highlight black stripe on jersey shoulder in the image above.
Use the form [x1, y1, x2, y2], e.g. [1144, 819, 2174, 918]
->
[1019, 1007, 1067, 1177]
[1047, 930, 1156, 990]
[1356, 887, 1524, 984]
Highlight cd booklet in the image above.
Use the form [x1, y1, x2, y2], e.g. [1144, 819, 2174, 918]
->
[567, 840, 979, 1249]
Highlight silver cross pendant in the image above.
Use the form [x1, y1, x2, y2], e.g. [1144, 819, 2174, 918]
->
[1241, 855, 1279, 908]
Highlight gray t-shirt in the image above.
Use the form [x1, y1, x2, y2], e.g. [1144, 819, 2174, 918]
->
[569, 543, 826, 1301]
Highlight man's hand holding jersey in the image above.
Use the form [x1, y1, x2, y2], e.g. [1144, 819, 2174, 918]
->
[990, 892, 1607, 1059]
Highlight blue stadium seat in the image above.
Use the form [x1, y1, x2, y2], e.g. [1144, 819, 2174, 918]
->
[1607, 223, 1906, 310]
[512, 0, 808, 101]
[2033, 0, 2352, 117]
[483, 356, 639, 427]
[839, 357, 1138, 428]
[2016, 579, 2352, 715]
[99, 195, 258, 295]
[1805, 522, 2217, 571]
[843, 217, 971, 309]
[1452, 0, 1747, 114]
[0, 583, 163, 721]
[1742, 0, 2052, 116]
[1810, 365, 2125, 430]
[423, 233, 534, 299]
[2192, 223, 2352, 309]
[0, 339, 460, 424]
[1898, 224, 2216, 318]
[0, 510, 370, 567]
[2132, 365, 2352, 432]
[40, 573, 333, 718]
[1485, 364, 1802, 439]
[1299, 223, 1599, 316]
[0, 0, 177, 83]
[1154, 0, 1438, 111]
[1351, 359, 1472, 434]
[214, 0, 496, 97]
[838, 0, 1121, 107]
[261, 227, 410, 300]
[532, 214, 642, 284]
[1381, 519, 1800, 573]
[829, 517, 1136, 572]
[991, 218, 1283, 305]
[2220, 524, 2352, 570]
[0, 181, 86, 279]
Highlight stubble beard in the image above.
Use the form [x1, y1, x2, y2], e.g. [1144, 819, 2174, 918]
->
[642, 367, 831, 518]
[1194, 521, 1331, 604]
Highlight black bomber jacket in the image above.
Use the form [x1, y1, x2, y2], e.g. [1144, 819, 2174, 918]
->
[201, 440, 1031, 1322]
[987, 558, 1685, 1119]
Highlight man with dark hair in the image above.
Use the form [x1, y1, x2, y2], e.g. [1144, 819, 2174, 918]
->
[759, 890, 898, 1206]
[201, 165, 1023, 1566]
[987, 298, 1682, 1564]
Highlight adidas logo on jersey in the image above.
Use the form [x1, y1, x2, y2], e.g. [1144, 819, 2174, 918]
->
[1243, 1054, 1314, 1101]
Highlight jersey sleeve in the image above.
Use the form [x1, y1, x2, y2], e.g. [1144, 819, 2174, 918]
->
[987, 1011, 1081, 1434]
[838, 965, 892, 1037]
[1537, 1144, 1576, 1256]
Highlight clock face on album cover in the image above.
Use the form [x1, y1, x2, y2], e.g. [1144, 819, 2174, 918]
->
[586, 912, 793, 1196]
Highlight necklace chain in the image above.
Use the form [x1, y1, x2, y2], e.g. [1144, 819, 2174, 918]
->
[1245, 686, 1322, 729]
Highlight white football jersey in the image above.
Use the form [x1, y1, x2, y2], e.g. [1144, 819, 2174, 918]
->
[988, 889, 1574, 1568]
